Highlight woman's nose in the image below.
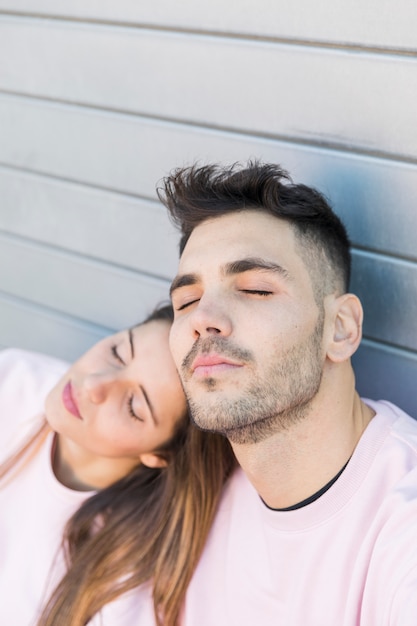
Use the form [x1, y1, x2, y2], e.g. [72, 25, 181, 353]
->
[83, 371, 118, 404]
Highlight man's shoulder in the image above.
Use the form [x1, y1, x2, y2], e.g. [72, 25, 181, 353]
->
[367, 397, 417, 421]
[365, 398, 417, 451]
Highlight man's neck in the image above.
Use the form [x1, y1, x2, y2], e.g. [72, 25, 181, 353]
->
[230, 391, 375, 509]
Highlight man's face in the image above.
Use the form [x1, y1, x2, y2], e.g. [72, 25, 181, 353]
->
[170, 210, 327, 444]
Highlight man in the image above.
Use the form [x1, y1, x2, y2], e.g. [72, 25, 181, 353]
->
[161, 161, 417, 625]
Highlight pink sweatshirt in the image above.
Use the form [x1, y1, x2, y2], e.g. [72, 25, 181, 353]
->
[182, 400, 417, 625]
[3, 348, 417, 625]
[0, 349, 152, 626]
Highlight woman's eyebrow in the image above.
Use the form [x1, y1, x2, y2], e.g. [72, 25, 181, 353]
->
[128, 328, 135, 358]
[129, 328, 158, 425]
[140, 385, 158, 426]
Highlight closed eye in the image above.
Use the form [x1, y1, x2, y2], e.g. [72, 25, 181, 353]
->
[111, 344, 125, 364]
[128, 395, 144, 422]
[241, 289, 272, 296]
[176, 298, 200, 311]
[111, 346, 145, 421]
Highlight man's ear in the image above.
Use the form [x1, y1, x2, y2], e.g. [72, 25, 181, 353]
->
[139, 453, 168, 469]
[327, 293, 363, 363]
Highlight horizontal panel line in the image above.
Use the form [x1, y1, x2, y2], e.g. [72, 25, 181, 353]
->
[353, 245, 417, 266]
[2, 225, 412, 278]
[1, 90, 417, 167]
[0, 10, 416, 58]
[0, 288, 114, 334]
[0, 229, 171, 286]
[0, 160, 157, 203]
[361, 336, 417, 359]
[0, 166, 414, 268]
[0, 172, 413, 271]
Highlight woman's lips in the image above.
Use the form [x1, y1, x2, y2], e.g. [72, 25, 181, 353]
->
[62, 381, 82, 419]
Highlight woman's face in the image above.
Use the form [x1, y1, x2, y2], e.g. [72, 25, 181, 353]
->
[45, 319, 187, 467]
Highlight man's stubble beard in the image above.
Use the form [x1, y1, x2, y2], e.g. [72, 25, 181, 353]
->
[182, 311, 325, 445]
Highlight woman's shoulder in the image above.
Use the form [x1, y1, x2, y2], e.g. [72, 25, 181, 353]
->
[0, 347, 68, 370]
[0, 348, 68, 398]
[0, 348, 68, 443]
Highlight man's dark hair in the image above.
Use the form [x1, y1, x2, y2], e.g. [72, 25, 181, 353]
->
[158, 161, 351, 298]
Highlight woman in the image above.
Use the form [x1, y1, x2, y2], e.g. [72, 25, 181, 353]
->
[0, 304, 236, 626]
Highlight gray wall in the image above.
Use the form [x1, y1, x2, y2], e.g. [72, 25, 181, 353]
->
[0, 2, 416, 416]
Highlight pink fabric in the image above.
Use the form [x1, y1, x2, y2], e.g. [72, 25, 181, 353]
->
[4, 348, 417, 625]
[182, 400, 417, 625]
[0, 349, 150, 626]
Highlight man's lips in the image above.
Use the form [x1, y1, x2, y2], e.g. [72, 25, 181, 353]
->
[191, 354, 242, 377]
[62, 381, 83, 419]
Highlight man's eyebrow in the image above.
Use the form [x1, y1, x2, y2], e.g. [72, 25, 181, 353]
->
[170, 259, 289, 296]
[170, 273, 199, 296]
[225, 257, 290, 279]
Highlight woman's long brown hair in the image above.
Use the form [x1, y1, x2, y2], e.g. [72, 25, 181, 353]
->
[0, 304, 237, 626]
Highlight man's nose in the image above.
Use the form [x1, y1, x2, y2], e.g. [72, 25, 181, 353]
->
[189, 293, 233, 339]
